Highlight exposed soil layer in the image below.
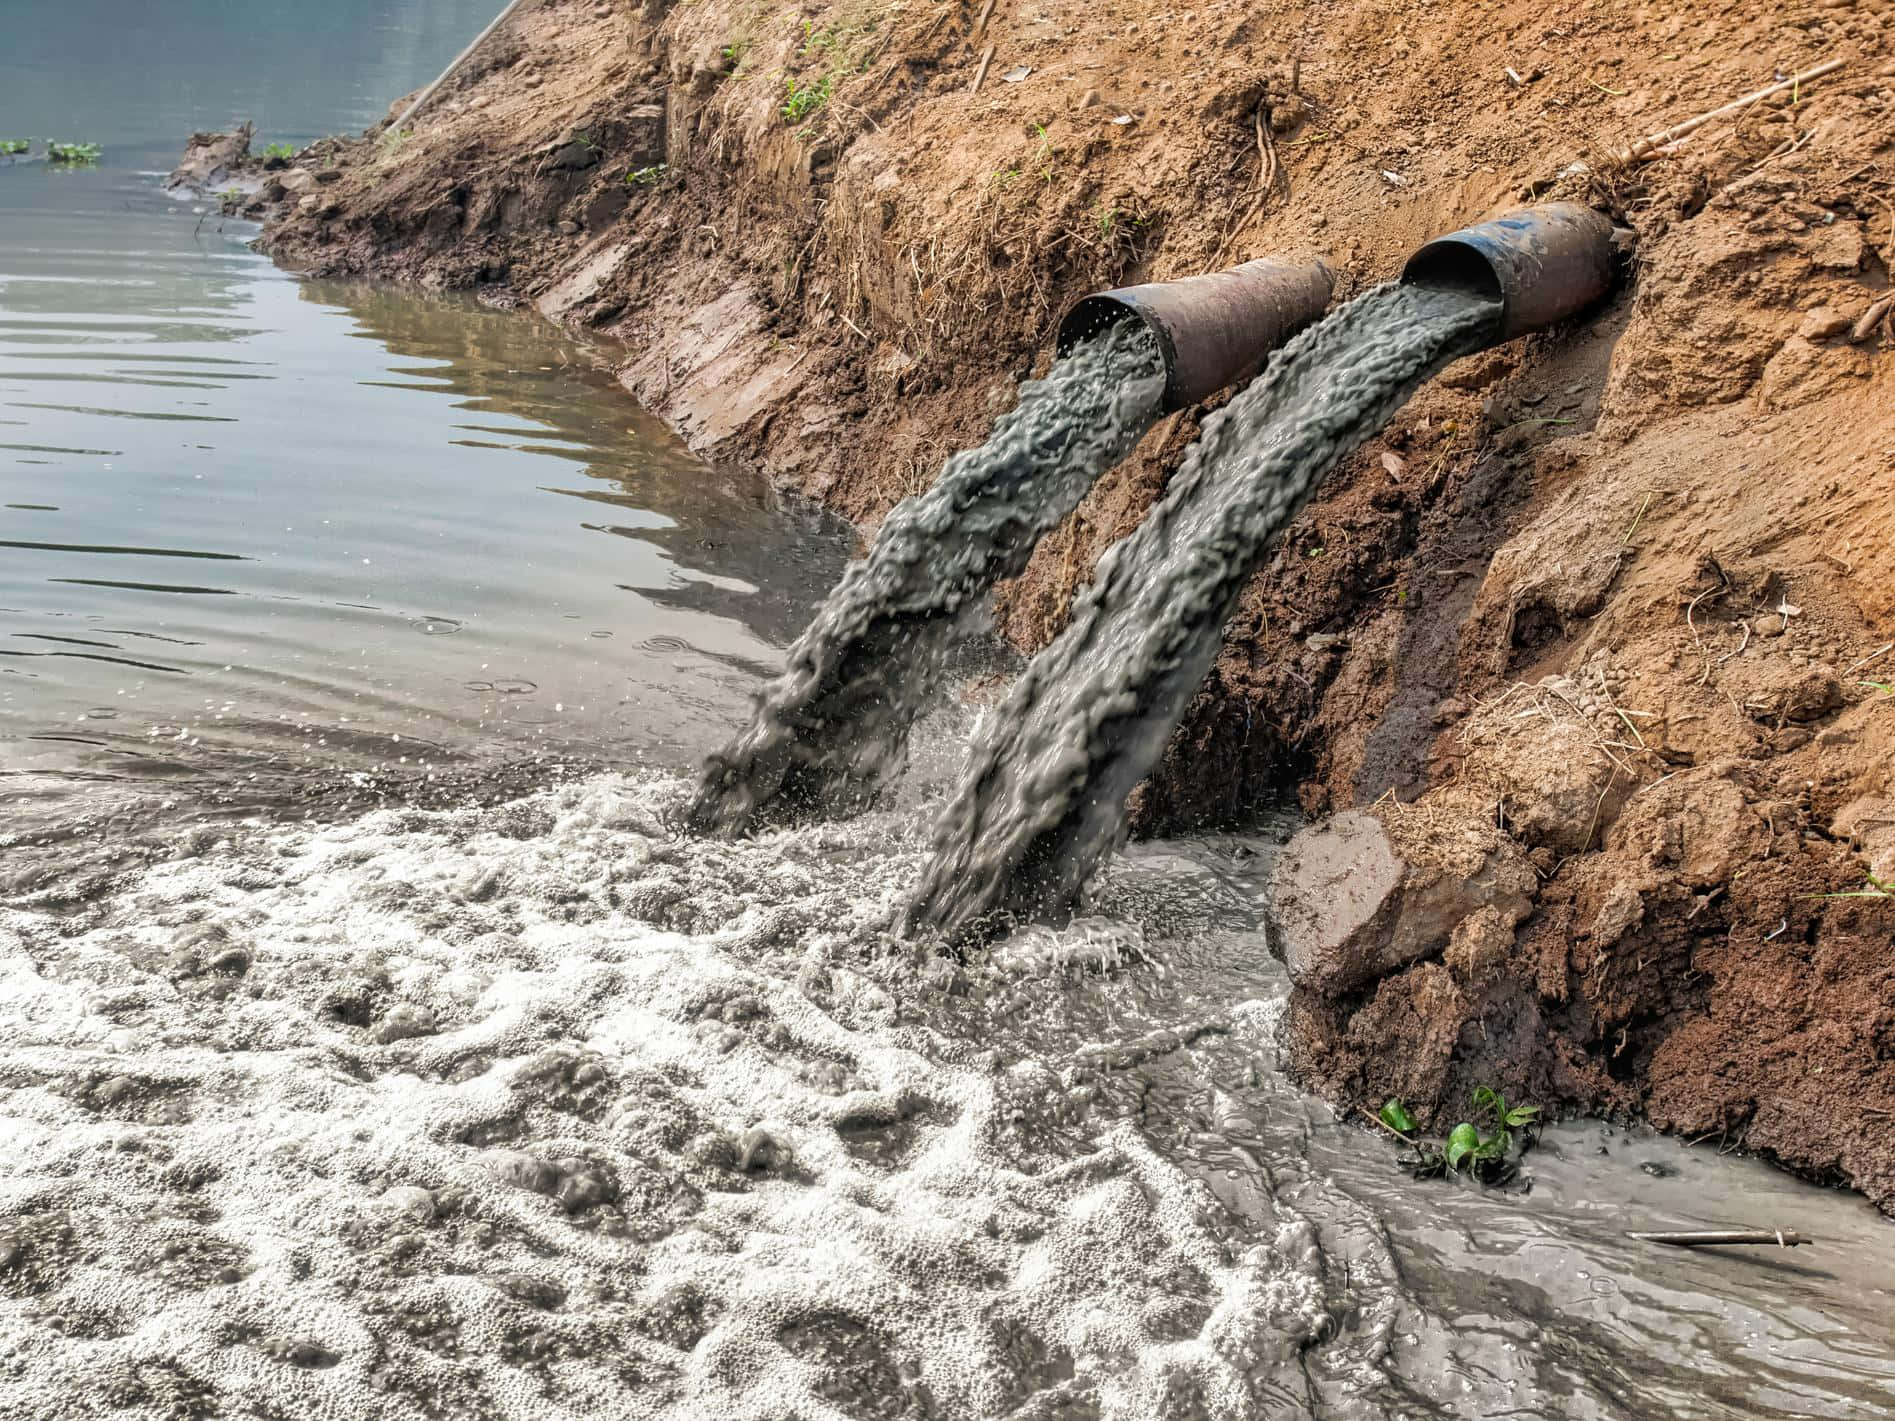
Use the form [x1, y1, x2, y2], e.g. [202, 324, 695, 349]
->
[218, 0, 1894, 1205]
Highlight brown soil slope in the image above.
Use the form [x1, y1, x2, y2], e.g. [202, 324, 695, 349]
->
[249, 0, 1895, 1205]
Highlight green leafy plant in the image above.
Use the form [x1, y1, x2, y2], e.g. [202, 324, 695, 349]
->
[1379, 1087, 1541, 1185]
[0, 139, 30, 156]
[262, 142, 295, 160]
[624, 163, 669, 186]
[781, 74, 833, 123]
[46, 141, 102, 165]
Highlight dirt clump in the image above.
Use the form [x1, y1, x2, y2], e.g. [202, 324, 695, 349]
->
[222, 0, 1895, 1206]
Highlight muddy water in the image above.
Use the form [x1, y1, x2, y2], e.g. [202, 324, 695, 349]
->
[0, 0, 852, 840]
[690, 321, 1165, 835]
[910, 284, 1498, 937]
[2, 769, 1889, 1419]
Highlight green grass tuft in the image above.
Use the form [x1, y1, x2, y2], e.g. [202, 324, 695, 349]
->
[781, 74, 833, 123]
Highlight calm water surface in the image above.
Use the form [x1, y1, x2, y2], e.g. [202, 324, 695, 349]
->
[0, 0, 850, 820]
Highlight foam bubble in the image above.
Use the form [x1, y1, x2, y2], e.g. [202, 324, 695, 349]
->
[0, 771, 1329, 1418]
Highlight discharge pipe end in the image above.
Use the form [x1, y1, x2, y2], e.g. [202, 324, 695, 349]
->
[1057, 255, 1334, 411]
[1401, 203, 1618, 341]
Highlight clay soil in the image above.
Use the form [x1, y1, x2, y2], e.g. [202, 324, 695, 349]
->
[236, 0, 1895, 1207]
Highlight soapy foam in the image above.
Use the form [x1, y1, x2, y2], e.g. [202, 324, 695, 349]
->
[0, 771, 1333, 1420]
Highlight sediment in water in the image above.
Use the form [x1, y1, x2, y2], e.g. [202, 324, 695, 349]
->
[906, 283, 1501, 938]
[689, 320, 1165, 835]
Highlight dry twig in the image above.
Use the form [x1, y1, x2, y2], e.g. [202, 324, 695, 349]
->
[970, 43, 996, 95]
[1610, 58, 1845, 166]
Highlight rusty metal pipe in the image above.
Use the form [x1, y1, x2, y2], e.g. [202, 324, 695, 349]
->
[1056, 255, 1334, 411]
[1401, 203, 1618, 342]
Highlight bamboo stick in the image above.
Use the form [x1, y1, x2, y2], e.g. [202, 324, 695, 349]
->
[391, 0, 536, 135]
[970, 43, 996, 95]
[1627, 1229, 1810, 1248]
[1613, 59, 1845, 165]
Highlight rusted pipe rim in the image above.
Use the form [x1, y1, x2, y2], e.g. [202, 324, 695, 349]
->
[1401, 203, 1618, 341]
[1055, 256, 1334, 410]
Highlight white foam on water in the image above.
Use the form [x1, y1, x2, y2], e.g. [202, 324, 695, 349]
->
[0, 770, 1332, 1419]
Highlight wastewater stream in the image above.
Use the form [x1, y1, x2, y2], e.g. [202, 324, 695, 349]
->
[1, 4, 1892, 1419]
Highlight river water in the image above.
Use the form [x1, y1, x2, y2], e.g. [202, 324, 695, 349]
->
[2, 3, 1892, 1418]
[0, 0, 852, 837]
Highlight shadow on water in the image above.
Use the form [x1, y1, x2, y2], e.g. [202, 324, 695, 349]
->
[309, 280, 850, 650]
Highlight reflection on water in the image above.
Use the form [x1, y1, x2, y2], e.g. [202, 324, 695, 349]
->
[1, 105, 849, 817]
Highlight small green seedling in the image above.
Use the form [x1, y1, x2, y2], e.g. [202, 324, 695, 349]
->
[624, 164, 669, 186]
[1380, 1086, 1541, 1186]
[1809, 872, 1894, 901]
[46, 141, 103, 165]
[0, 139, 30, 156]
[263, 142, 296, 161]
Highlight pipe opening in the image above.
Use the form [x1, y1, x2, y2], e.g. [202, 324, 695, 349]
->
[1056, 296, 1181, 407]
[1055, 295, 1134, 354]
[1401, 240, 1506, 307]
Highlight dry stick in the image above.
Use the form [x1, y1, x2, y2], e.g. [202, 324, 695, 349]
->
[1845, 642, 1894, 675]
[1613, 58, 1845, 165]
[1853, 293, 1895, 344]
[970, 43, 996, 95]
[972, 0, 997, 40]
[1627, 1230, 1810, 1248]
[391, 0, 535, 135]
[1362, 1110, 1415, 1145]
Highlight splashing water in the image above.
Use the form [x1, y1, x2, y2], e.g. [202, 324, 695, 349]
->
[689, 321, 1166, 836]
[906, 283, 1501, 938]
[4, 771, 1890, 1420]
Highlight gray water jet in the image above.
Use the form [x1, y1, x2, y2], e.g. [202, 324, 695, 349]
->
[688, 257, 1333, 836]
[905, 206, 1617, 937]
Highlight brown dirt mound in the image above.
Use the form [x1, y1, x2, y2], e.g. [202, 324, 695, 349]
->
[230, 0, 1894, 1206]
